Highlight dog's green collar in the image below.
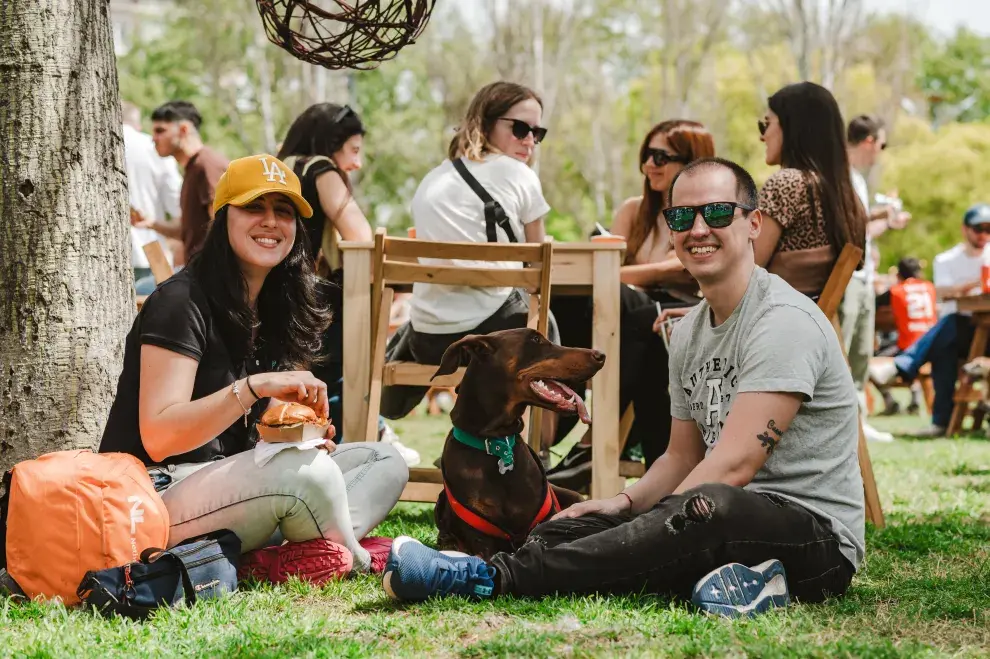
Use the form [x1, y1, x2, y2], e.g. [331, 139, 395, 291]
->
[452, 427, 518, 474]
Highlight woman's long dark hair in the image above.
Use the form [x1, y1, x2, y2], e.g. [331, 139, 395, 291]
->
[187, 206, 331, 369]
[768, 82, 866, 257]
[629, 120, 715, 263]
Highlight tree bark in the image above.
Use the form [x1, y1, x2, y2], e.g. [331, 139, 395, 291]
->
[0, 0, 132, 472]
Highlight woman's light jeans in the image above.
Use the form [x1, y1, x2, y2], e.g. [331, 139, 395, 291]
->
[150, 443, 409, 571]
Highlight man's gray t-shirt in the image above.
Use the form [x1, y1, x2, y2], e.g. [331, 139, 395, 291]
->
[668, 267, 866, 569]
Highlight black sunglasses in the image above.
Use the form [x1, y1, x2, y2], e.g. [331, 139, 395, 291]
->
[498, 117, 548, 144]
[642, 148, 689, 167]
[333, 105, 356, 123]
[968, 223, 990, 234]
[663, 202, 756, 232]
[758, 118, 769, 136]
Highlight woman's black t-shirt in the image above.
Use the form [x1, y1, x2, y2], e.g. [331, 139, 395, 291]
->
[99, 269, 276, 466]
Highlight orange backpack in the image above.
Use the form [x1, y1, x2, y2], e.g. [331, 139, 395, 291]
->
[0, 450, 169, 604]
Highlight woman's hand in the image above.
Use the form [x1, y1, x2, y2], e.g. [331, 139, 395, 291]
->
[251, 371, 330, 419]
[551, 494, 631, 521]
[653, 307, 691, 334]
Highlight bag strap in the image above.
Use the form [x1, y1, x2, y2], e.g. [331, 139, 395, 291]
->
[139, 547, 198, 606]
[451, 158, 519, 243]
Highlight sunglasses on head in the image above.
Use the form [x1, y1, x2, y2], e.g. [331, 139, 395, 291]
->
[333, 105, 355, 123]
[663, 202, 756, 232]
[642, 148, 689, 167]
[498, 117, 548, 144]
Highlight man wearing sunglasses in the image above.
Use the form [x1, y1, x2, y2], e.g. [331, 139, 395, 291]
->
[382, 158, 864, 619]
[844, 115, 910, 443]
[871, 204, 990, 438]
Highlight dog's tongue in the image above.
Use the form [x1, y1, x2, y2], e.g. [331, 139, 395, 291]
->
[574, 394, 591, 425]
[538, 379, 592, 425]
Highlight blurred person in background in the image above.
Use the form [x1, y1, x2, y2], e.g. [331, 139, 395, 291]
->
[870, 205, 990, 437]
[841, 114, 910, 441]
[121, 101, 183, 295]
[756, 81, 866, 299]
[277, 103, 418, 466]
[132, 100, 229, 264]
[549, 120, 715, 490]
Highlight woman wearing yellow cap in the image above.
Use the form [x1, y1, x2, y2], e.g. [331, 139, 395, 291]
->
[99, 154, 409, 577]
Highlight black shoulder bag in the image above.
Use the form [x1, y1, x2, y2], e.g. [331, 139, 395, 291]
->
[452, 158, 519, 243]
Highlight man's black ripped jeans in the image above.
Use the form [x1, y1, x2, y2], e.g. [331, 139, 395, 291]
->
[490, 483, 855, 601]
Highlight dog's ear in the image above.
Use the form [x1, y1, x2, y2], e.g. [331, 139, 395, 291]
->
[432, 335, 493, 379]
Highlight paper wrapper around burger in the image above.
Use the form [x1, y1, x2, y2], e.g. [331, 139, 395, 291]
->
[256, 420, 330, 443]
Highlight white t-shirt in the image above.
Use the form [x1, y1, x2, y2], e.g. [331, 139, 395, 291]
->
[850, 168, 874, 284]
[123, 124, 183, 269]
[409, 154, 551, 334]
[933, 243, 988, 316]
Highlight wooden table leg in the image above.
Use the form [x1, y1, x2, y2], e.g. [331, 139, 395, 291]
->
[947, 316, 990, 436]
[591, 250, 624, 499]
[342, 248, 372, 443]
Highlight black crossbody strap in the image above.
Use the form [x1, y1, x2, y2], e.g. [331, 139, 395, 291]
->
[452, 158, 518, 243]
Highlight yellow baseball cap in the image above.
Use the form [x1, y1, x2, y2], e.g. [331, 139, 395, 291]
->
[213, 154, 314, 218]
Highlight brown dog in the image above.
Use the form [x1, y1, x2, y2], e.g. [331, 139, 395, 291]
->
[431, 328, 605, 560]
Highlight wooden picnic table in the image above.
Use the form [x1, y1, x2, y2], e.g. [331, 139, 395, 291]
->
[339, 239, 627, 499]
[947, 293, 990, 435]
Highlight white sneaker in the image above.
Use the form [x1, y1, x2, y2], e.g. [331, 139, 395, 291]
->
[863, 422, 894, 443]
[381, 423, 421, 467]
[868, 360, 900, 386]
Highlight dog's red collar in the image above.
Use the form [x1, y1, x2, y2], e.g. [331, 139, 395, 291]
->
[443, 480, 559, 544]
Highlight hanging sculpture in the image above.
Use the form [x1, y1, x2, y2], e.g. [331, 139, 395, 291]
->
[255, 0, 437, 70]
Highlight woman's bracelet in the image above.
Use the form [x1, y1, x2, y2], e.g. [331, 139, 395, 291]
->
[245, 375, 261, 401]
[231, 380, 251, 427]
[617, 491, 634, 513]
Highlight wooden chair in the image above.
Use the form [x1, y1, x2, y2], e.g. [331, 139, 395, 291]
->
[364, 228, 554, 502]
[818, 243, 885, 528]
[136, 241, 175, 310]
[870, 304, 934, 415]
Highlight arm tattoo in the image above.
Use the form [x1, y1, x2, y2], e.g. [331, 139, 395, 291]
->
[756, 419, 784, 455]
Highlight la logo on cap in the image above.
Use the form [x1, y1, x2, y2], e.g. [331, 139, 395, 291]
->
[259, 156, 287, 185]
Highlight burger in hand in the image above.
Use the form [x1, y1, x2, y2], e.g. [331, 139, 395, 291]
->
[257, 402, 333, 444]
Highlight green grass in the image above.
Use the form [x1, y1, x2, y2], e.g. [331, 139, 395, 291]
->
[2, 402, 988, 658]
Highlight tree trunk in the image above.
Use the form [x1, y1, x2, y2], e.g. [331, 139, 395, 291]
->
[0, 0, 132, 473]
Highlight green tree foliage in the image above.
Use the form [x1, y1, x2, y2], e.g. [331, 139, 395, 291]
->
[920, 28, 990, 124]
[114, 0, 990, 260]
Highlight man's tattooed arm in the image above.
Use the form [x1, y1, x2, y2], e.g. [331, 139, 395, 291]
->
[756, 419, 784, 455]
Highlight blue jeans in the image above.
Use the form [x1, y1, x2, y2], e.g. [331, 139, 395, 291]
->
[894, 314, 973, 427]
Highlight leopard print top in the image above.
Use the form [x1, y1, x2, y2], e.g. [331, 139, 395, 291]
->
[758, 168, 830, 251]
[758, 168, 836, 296]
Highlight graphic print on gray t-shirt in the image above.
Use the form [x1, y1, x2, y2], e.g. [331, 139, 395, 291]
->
[668, 267, 866, 570]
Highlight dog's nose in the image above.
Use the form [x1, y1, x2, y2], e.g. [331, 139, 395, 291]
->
[591, 350, 606, 363]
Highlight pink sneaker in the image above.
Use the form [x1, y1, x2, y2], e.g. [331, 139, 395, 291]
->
[359, 536, 393, 574]
[239, 539, 354, 586]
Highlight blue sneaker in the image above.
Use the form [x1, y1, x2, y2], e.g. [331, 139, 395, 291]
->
[691, 559, 790, 618]
[382, 536, 495, 602]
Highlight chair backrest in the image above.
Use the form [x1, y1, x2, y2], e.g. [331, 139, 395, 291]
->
[141, 241, 175, 284]
[817, 243, 864, 319]
[371, 227, 554, 338]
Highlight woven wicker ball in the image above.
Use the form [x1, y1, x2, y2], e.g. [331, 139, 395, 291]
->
[255, 0, 437, 70]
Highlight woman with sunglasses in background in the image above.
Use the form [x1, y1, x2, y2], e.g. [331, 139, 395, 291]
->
[379, 81, 561, 427]
[757, 82, 866, 297]
[547, 121, 715, 491]
[612, 120, 715, 296]
[277, 103, 419, 465]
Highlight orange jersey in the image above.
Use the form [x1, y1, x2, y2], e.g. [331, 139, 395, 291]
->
[889, 278, 938, 350]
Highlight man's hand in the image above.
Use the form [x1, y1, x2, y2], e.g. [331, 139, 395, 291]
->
[130, 207, 156, 230]
[653, 307, 690, 334]
[887, 208, 911, 230]
[551, 494, 631, 521]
